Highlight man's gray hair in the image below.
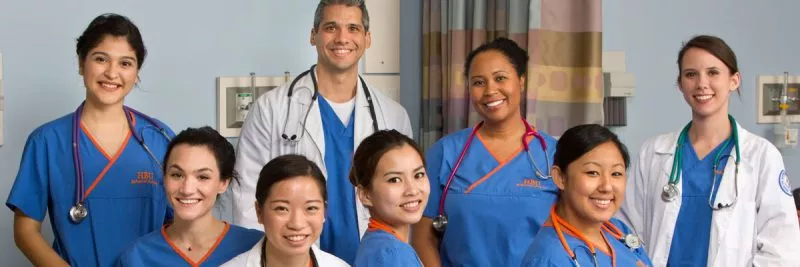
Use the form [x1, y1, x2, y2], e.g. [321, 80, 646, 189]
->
[312, 0, 370, 32]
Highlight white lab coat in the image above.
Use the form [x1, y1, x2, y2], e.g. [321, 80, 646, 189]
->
[220, 238, 350, 267]
[619, 123, 800, 267]
[231, 66, 413, 237]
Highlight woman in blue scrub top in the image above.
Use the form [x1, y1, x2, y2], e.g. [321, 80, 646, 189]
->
[411, 37, 559, 267]
[350, 130, 427, 267]
[222, 154, 349, 267]
[118, 126, 263, 266]
[6, 13, 175, 267]
[521, 124, 652, 267]
[620, 35, 800, 267]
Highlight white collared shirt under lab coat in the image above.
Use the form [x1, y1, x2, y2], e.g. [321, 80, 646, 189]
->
[220, 238, 350, 267]
[619, 122, 800, 267]
[231, 67, 413, 237]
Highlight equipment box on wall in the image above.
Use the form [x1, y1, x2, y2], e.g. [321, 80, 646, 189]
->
[217, 75, 291, 137]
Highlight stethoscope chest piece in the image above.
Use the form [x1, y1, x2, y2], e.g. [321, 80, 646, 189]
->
[432, 214, 448, 232]
[624, 234, 641, 249]
[661, 184, 678, 202]
[69, 202, 88, 223]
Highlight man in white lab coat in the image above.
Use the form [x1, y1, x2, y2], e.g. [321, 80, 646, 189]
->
[231, 0, 413, 265]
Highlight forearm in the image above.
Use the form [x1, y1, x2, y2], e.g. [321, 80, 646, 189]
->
[14, 212, 69, 267]
[411, 218, 442, 267]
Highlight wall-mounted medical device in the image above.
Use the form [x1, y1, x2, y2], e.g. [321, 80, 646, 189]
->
[757, 72, 799, 148]
[602, 51, 636, 127]
[217, 72, 291, 138]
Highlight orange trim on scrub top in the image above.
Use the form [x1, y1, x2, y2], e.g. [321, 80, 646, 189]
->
[367, 218, 407, 243]
[80, 116, 133, 199]
[162, 222, 230, 267]
[550, 205, 621, 266]
[464, 134, 534, 194]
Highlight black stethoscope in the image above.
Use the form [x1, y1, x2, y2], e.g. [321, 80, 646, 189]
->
[69, 101, 171, 223]
[661, 115, 740, 210]
[432, 119, 551, 232]
[280, 64, 378, 143]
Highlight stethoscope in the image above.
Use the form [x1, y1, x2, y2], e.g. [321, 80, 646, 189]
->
[280, 64, 378, 143]
[431, 119, 551, 232]
[550, 206, 642, 267]
[69, 101, 171, 223]
[661, 115, 740, 210]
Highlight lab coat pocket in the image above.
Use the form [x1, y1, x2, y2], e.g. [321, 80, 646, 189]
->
[718, 199, 756, 266]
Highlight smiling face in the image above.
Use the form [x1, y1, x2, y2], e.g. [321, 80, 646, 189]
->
[554, 141, 627, 226]
[310, 4, 371, 74]
[79, 35, 139, 108]
[678, 47, 741, 119]
[164, 144, 230, 223]
[468, 49, 525, 125]
[358, 144, 429, 229]
[257, 176, 325, 256]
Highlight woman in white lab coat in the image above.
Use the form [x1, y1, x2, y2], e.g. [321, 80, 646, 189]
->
[619, 35, 800, 267]
[222, 154, 349, 267]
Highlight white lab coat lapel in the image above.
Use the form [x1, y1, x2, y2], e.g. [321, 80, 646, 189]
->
[708, 123, 755, 266]
[296, 70, 326, 174]
[353, 76, 373, 147]
[352, 76, 374, 238]
[651, 132, 683, 266]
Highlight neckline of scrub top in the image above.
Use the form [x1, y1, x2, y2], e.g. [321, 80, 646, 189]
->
[367, 218, 407, 242]
[464, 132, 536, 194]
[550, 205, 620, 265]
[161, 221, 230, 267]
[77, 111, 135, 199]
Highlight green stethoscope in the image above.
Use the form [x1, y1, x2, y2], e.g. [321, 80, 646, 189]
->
[662, 115, 741, 210]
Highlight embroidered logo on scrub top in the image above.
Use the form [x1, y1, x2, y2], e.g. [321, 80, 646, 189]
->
[517, 178, 543, 188]
[131, 171, 157, 185]
[779, 169, 792, 196]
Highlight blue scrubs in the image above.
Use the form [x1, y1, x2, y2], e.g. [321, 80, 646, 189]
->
[354, 229, 423, 267]
[317, 96, 359, 264]
[667, 137, 733, 266]
[423, 126, 559, 267]
[117, 223, 262, 267]
[522, 218, 653, 267]
[5, 111, 174, 267]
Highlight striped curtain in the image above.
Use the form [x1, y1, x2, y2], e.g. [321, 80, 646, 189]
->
[421, 0, 603, 149]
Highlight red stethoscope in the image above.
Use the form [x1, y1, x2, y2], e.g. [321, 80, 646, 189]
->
[431, 119, 550, 232]
[550, 205, 642, 267]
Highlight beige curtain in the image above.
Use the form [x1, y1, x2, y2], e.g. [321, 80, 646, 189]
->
[421, 0, 603, 149]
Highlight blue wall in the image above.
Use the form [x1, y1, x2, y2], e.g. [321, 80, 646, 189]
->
[1, 0, 798, 265]
[603, 0, 800, 189]
[0, 1, 320, 265]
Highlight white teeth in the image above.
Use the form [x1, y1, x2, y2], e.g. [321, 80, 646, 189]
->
[100, 82, 118, 89]
[486, 99, 504, 107]
[178, 199, 199, 204]
[592, 199, 611, 208]
[401, 201, 419, 208]
[333, 49, 350, 55]
[286, 235, 307, 241]
[695, 95, 712, 101]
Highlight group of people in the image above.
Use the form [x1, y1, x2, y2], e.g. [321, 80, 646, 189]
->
[5, 0, 800, 266]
